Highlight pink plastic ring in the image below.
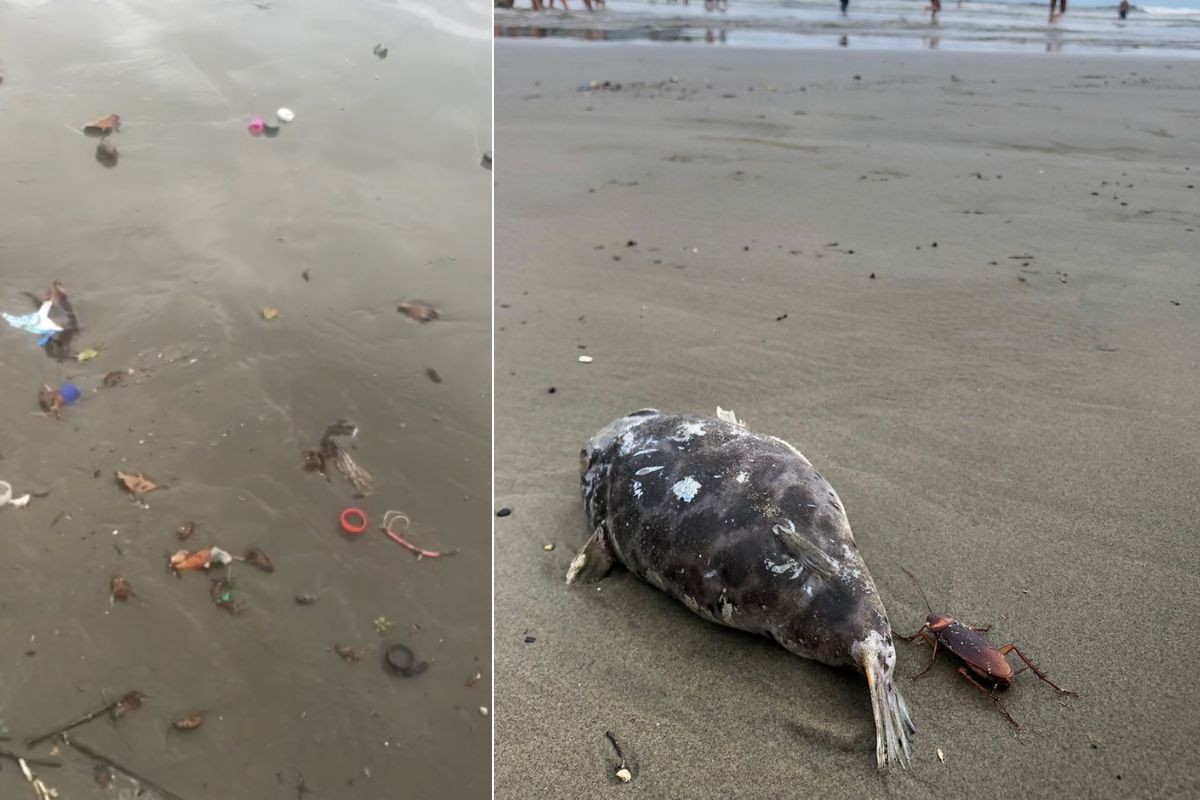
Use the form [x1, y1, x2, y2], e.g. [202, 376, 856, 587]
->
[340, 508, 368, 535]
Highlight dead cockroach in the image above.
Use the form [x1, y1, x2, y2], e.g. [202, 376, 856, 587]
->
[897, 568, 1078, 728]
[110, 575, 135, 603]
[173, 711, 205, 731]
[110, 690, 145, 720]
[243, 547, 274, 573]
[334, 643, 361, 663]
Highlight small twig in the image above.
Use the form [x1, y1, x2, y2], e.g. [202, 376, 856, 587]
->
[63, 736, 187, 800]
[297, 773, 311, 800]
[604, 730, 626, 768]
[24, 692, 134, 747]
[0, 750, 60, 768]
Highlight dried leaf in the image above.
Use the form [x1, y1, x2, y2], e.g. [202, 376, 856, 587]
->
[115, 470, 159, 495]
[176, 521, 195, 540]
[173, 711, 205, 731]
[244, 547, 274, 573]
[76, 348, 100, 362]
[83, 113, 121, 135]
[334, 643, 361, 662]
[110, 575, 134, 602]
[397, 300, 439, 323]
[261, 307, 279, 321]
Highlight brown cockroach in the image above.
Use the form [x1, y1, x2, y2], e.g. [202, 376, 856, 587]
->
[897, 568, 1077, 728]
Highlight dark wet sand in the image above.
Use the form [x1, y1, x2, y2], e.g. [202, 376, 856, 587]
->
[495, 44, 1199, 799]
[0, 1, 490, 797]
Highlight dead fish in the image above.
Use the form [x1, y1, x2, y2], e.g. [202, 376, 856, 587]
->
[569, 408, 915, 769]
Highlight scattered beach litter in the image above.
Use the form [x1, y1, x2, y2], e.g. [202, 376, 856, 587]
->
[578, 80, 621, 92]
[261, 306, 280, 321]
[605, 730, 633, 783]
[373, 43, 389, 59]
[304, 419, 374, 495]
[340, 507, 368, 535]
[110, 575, 135, 603]
[335, 643, 362, 662]
[247, 116, 265, 137]
[169, 546, 234, 574]
[172, 712, 205, 732]
[577, 355, 593, 364]
[0, 480, 32, 509]
[4, 300, 63, 342]
[114, 470, 160, 495]
[397, 300, 439, 322]
[383, 643, 428, 677]
[82, 114, 120, 135]
[276, 107, 295, 124]
[95, 138, 118, 166]
[481, 151, 492, 170]
[3, 281, 80, 357]
[382, 510, 453, 559]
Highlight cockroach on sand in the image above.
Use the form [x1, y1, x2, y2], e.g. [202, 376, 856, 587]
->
[897, 568, 1078, 728]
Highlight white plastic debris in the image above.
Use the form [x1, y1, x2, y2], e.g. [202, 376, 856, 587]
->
[0, 480, 31, 509]
[577, 355, 593, 364]
[276, 107, 295, 123]
[209, 546, 234, 566]
[616, 768, 632, 783]
[937, 748, 946, 763]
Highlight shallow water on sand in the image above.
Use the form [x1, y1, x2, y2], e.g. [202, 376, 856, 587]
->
[0, 1, 491, 797]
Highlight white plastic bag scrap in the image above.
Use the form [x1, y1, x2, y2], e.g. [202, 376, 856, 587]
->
[0, 480, 32, 509]
[2, 300, 64, 336]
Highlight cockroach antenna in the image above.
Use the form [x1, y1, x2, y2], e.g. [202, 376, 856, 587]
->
[901, 567, 934, 614]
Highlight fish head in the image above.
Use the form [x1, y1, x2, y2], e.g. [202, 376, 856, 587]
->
[580, 408, 661, 477]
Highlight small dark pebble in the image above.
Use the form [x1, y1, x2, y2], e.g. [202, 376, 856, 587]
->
[626, 240, 637, 247]
[743, 246, 750, 251]
[524, 635, 537, 644]
[1170, 300, 1181, 306]
[547, 387, 557, 394]
[869, 272, 876, 279]
[931, 242, 938, 247]
[481, 152, 492, 171]
[294, 594, 318, 605]
[425, 367, 443, 384]
[775, 313, 788, 321]
[496, 507, 512, 517]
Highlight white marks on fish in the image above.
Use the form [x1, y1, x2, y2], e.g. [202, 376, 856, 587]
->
[670, 421, 706, 444]
[632, 480, 643, 498]
[672, 476, 702, 502]
[763, 556, 805, 580]
[735, 471, 748, 484]
[636, 466, 664, 476]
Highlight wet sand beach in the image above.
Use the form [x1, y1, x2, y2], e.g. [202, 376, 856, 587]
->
[495, 44, 1199, 798]
[0, 1, 491, 798]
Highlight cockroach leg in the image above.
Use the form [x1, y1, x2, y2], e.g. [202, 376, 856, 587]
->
[914, 636, 939, 679]
[998, 644, 1079, 697]
[956, 667, 1021, 730]
[894, 626, 928, 642]
[968, 623, 992, 633]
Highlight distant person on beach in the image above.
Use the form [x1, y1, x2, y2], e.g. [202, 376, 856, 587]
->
[927, 0, 941, 22]
[840, 0, 849, 15]
[1119, 0, 1129, 18]
[1049, 0, 1066, 22]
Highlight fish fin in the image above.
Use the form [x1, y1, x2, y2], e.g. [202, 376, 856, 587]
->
[716, 406, 745, 427]
[565, 526, 615, 584]
[772, 520, 839, 579]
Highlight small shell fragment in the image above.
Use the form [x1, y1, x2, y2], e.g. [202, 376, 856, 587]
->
[543, 543, 555, 551]
[937, 748, 946, 763]
[577, 355, 593, 364]
[616, 768, 632, 783]
[277, 107, 295, 123]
